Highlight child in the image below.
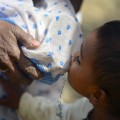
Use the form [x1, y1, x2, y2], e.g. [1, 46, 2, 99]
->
[0, 20, 120, 120]
[0, 0, 82, 119]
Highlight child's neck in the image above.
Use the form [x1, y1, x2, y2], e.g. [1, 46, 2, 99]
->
[89, 108, 120, 120]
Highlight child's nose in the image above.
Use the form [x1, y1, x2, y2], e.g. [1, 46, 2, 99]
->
[72, 51, 80, 62]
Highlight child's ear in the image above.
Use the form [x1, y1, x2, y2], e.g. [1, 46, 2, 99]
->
[89, 89, 106, 105]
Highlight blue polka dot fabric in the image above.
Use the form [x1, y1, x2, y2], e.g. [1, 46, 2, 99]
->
[0, 0, 83, 89]
[0, 0, 83, 90]
[0, 0, 83, 119]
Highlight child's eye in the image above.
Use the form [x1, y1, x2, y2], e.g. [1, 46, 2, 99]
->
[76, 56, 81, 65]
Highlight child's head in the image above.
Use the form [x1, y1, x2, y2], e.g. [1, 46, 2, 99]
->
[68, 20, 120, 116]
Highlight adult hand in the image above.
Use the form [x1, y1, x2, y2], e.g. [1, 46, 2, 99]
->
[0, 21, 43, 85]
[0, 77, 23, 109]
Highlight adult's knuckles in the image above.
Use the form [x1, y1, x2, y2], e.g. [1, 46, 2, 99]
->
[19, 33, 33, 48]
[0, 55, 14, 71]
[9, 47, 20, 60]
[14, 25, 31, 40]
[0, 54, 9, 62]
[13, 26, 36, 48]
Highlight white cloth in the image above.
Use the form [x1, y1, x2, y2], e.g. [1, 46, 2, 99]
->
[0, 0, 82, 96]
[19, 92, 93, 120]
[0, 0, 82, 119]
[0, 0, 82, 83]
[0, 0, 83, 99]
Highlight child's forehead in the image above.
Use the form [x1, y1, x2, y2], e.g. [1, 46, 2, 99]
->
[84, 30, 97, 45]
[83, 31, 98, 58]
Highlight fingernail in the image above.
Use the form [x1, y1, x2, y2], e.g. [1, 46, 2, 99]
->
[32, 40, 40, 47]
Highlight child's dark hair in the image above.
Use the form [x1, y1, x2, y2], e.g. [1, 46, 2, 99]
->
[93, 20, 120, 116]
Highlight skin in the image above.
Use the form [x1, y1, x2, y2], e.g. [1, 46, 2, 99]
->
[0, 21, 43, 85]
[0, 1, 119, 120]
[0, 29, 120, 120]
[69, 30, 120, 120]
[68, 34, 97, 98]
[0, 0, 82, 85]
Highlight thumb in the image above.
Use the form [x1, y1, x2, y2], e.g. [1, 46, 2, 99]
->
[13, 26, 40, 49]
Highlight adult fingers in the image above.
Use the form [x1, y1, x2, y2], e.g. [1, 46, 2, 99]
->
[0, 54, 14, 71]
[0, 21, 40, 49]
[6, 63, 33, 85]
[13, 26, 40, 49]
[6, 35, 43, 81]
[16, 52, 43, 80]
[0, 55, 33, 84]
